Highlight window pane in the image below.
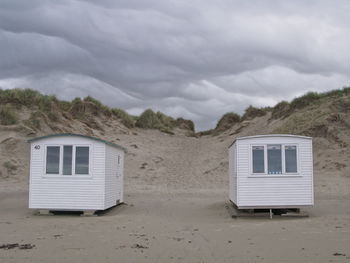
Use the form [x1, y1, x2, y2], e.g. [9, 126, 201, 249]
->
[285, 146, 297, 173]
[75, 147, 89, 174]
[63, 146, 72, 175]
[268, 145, 282, 174]
[46, 146, 60, 174]
[252, 146, 264, 173]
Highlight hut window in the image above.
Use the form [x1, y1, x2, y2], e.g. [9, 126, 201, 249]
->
[46, 146, 60, 174]
[75, 146, 89, 174]
[285, 145, 297, 173]
[267, 144, 282, 174]
[252, 146, 265, 173]
[63, 146, 73, 175]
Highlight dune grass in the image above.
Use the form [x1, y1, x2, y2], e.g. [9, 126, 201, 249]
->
[270, 87, 350, 120]
[83, 96, 112, 116]
[175, 118, 195, 132]
[0, 104, 18, 125]
[0, 88, 194, 133]
[135, 109, 195, 134]
[216, 113, 241, 131]
[23, 111, 43, 130]
[199, 87, 350, 135]
[136, 109, 175, 134]
[241, 105, 267, 120]
[1, 87, 349, 134]
[111, 108, 136, 128]
[271, 101, 290, 119]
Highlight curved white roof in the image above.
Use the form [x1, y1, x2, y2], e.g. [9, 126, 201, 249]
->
[27, 133, 125, 151]
[229, 134, 311, 148]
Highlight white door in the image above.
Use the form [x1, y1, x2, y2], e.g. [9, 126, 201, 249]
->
[116, 154, 121, 201]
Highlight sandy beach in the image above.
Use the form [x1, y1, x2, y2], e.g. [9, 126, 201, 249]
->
[0, 187, 350, 263]
[1, 126, 350, 263]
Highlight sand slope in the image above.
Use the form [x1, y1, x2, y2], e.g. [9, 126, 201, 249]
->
[0, 95, 350, 262]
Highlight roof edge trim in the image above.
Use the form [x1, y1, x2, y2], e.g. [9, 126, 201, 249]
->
[228, 134, 312, 148]
[27, 133, 125, 151]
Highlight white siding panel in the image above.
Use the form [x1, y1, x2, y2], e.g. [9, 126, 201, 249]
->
[104, 145, 124, 209]
[29, 137, 106, 210]
[105, 145, 116, 209]
[229, 143, 237, 204]
[231, 136, 314, 208]
[119, 151, 124, 203]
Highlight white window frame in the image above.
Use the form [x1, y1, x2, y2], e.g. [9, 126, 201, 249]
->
[44, 144, 61, 175]
[62, 145, 73, 176]
[251, 144, 266, 174]
[43, 144, 92, 178]
[283, 144, 299, 175]
[249, 143, 300, 177]
[267, 144, 283, 175]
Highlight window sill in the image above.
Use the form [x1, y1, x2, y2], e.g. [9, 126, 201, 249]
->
[249, 174, 301, 178]
[42, 174, 93, 179]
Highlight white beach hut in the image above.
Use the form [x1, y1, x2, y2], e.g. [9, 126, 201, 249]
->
[229, 134, 314, 212]
[28, 133, 125, 215]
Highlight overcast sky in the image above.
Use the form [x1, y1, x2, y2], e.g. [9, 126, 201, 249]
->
[1, 0, 350, 130]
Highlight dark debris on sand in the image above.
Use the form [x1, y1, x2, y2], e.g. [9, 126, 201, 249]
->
[0, 243, 36, 250]
[131, 244, 149, 249]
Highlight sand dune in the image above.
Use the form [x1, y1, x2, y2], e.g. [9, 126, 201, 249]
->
[1, 94, 350, 262]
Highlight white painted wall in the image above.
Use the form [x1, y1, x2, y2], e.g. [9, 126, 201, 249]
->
[29, 136, 124, 211]
[229, 135, 314, 209]
[104, 145, 124, 209]
[229, 143, 237, 204]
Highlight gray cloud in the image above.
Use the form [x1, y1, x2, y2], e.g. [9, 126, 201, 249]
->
[0, 0, 350, 130]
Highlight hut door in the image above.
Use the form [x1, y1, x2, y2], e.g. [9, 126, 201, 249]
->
[116, 155, 121, 199]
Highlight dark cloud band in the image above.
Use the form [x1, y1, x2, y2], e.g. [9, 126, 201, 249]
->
[0, 0, 349, 130]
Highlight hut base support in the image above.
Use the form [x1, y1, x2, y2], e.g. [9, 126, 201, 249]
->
[39, 210, 53, 215]
[227, 201, 309, 219]
[81, 210, 97, 217]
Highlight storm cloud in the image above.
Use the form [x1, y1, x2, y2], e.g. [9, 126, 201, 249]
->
[1, 0, 350, 130]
